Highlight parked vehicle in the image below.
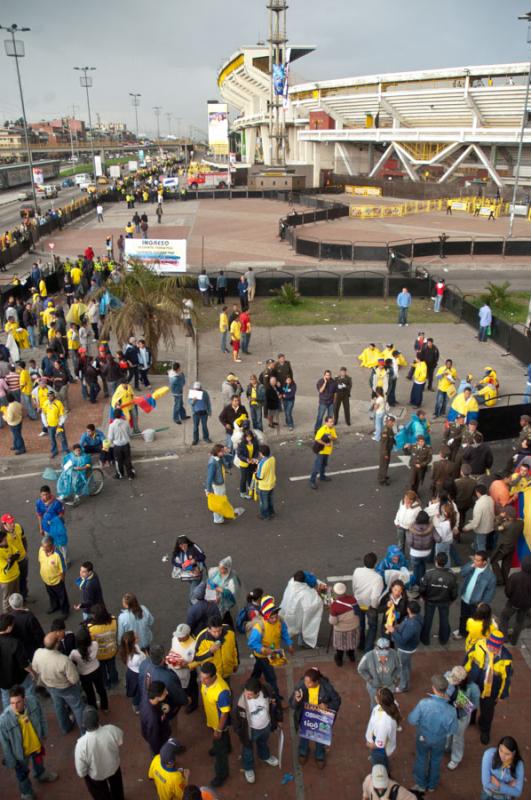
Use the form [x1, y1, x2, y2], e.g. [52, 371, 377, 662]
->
[187, 171, 230, 190]
[17, 189, 32, 201]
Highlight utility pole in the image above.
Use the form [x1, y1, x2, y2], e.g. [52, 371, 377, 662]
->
[267, 0, 288, 166]
[153, 106, 162, 141]
[509, 12, 531, 237]
[129, 92, 141, 139]
[74, 66, 97, 176]
[165, 112, 172, 136]
[0, 23, 39, 214]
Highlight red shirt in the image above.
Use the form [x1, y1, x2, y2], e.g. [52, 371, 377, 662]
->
[84, 247, 94, 261]
[239, 311, 250, 333]
[436, 282, 445, 296]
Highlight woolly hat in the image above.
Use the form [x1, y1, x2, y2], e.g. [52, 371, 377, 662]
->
[260, 595, 278, 619]
[486, 630, 505, 651]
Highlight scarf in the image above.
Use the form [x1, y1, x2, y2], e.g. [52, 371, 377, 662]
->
[483, 649, 495, 698]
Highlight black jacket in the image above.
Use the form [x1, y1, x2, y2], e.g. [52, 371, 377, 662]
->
[219, 403, 247, 431]
[79, 572, 104, 611]
[11, 610, 45, 659]
[139, 694, 173, 755]
[420, 343, 439, 368]
[233, 683, 283, 746]
[505, 556, 531, 610]
[462, 443, 494, 475]
[419, 566, 458, 605]
[289, 676, 341, 729]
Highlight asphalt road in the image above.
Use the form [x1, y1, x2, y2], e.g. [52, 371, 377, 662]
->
[0, 432, 514, 648]
[0, 185, 84, 231]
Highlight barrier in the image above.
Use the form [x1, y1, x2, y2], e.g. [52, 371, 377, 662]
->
[345, 185, 383, 197]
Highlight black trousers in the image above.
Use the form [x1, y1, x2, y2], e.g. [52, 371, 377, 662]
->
[84, 768, 124, 800]
[80, 665, 108, 711]
[212, 729, 231, 783]
[334, 395, 350, 425]
[491, 549, 514, 586]
[45, 581, 70, 615]
[479, 696, 497, 738]
[500, 602, 529, 645]
[186, 669, 199, 709]
[114, 444, 134, 478]
[458, 600, 477, 637]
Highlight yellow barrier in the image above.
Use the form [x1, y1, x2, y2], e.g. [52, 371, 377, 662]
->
[346, 185, 383, 197]
[348, 196, 487, 220]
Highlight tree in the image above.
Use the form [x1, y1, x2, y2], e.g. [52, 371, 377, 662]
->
[101, 262, 194, 363]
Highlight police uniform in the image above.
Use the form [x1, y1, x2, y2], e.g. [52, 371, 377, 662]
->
[408, 443, 433, 492]
[378, 427, 395, 484]
[444, 421, 465, 462]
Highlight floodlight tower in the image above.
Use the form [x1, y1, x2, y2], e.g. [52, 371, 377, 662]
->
[268, 0, 288, 166]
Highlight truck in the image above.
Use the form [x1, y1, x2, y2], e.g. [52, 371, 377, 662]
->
[187, 171, 230, 190]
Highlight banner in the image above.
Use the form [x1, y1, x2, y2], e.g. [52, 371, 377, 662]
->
[32, 167, 44, 185]
[273, 64, 286, 96]
[124, 238, 187, 274]
[207, 102, 229, 155]
[94, 155, 103, 177]
[346, 185, 382, 196]
[299, 704, 336, 746]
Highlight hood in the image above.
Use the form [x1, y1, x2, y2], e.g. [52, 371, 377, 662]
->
[219, 556, 232, 575]
[378, 545, 408, 571]
[409, 522, 433, 534]
[522, 555, 531, 574]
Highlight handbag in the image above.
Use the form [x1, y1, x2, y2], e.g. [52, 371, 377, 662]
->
[312, 441, 323, 454]
[446, 384, 457, 399]
[207, 492, 236, 519]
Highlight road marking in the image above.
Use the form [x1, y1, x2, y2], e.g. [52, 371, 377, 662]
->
[0, 470, 43, 482]
[289, 461, 408, 482]
[0, 453, 181, 483]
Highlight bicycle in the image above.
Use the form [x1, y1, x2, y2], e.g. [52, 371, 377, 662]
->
[43, 464, 105, 507]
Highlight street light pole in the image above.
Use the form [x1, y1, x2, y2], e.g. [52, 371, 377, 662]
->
[509, 12, 531, 237]
[153, 106, 162, 141]
[166, 112, 172, 136]
[1, 23, 39, 215]
[129, 92, 141, 139]
[74, 66, 96, 177]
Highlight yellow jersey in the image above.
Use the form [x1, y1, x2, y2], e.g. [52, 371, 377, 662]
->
[19, 368, 32, 396]
[315, 424, 337, 456]
[38, 547, 64, 586]
[148, 755, 186, 800]
[436, 365, 457, 393]
[17, 713, 42, 757]
[219, 312, 228, 333]
[0, 542, 20, 583]
[413, 361, 428, 383]
[70, 267, 82, 286]
[7, 522, 26, 560]
[230, 320, 241, 341]
[200, 676, 231, 731]
[42, 398, 65, 428]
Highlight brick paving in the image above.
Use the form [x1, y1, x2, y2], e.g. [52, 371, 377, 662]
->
[1, 649, 528, 799]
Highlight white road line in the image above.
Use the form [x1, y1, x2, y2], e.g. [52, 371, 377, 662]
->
[0, 454, 181, 483]
[0, 471, 43, 482]
[289, 461, 408, 482]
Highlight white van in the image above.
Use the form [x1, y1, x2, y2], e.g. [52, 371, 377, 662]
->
[74, 173, 91, 187]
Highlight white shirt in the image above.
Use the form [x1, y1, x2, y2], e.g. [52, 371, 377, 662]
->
[108, 417, 131, 446]
[352, 567, 384, 610]
[365, 704, 398, 755]
[75, 724, 123, 780]
[169, 635, 196, 689]
[70, 641, 99, 676]
[126, 647, 146, 674]
[394, 501, 421, 530]
[96, 205, 103, 215]
[246, 692, 270, 731]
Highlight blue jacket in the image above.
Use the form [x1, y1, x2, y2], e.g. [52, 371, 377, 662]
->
[190, 389, 211, 416]
[80, 430, 105, 451]
[481, 747, 524, 798]
[392, 614, 423, 653]
[396, 291, 412, 308]
[459, 563, 496, 605]
[0, 696, 47, 768]
[205, 454, 232, 493]
[117, 606, 154, 650]
[408, 693, 457, 746]
[138, 660, 188, 714]
[376, 545, 410, 577]
[169, 372, 186, 396]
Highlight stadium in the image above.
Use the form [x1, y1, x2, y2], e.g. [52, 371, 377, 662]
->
[218, 49, 531, 192]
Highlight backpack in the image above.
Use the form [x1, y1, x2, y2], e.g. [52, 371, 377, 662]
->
[389, 785, 424, 800]
[235, 607, 249, 634]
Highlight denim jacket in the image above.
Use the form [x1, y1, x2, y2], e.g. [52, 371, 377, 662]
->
[205, 454, 232, 493]
[0, 697, 47, 768]
[407, 693, 457, 745]
[169, 371, 186, 396]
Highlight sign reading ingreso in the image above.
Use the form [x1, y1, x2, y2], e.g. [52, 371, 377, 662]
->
[124, 238, 187, 274]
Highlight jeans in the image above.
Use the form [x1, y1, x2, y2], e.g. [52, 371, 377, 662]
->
[101, 657, 119, 688]
[396, 526, 407, 551]
[241, 332, 250, 353]
[250, 404, 263, 431]
[1, 672, 35, 710]
[48, 425, 69, 458]
[314, 402, 334, 431]
[434, 390, 448, 417]
[212, 729, 231, 783]
[299, 735, 325, 762]
[220, 330, 229, 353]
[48, 684, 86, 734]
[413, 736, 445, 790]
[373, 412, 384, 441]
[421, 602, 450, 645]
[89, 382, 100, 404]
[364, 607, 379, 653]
[10, 422, 26, 453]
[398, 306, 409, 325]
[14, 748, 45, 796]
[397, 650, 412, 691]
[259, 489, 275, 519]
[22, 393, 38, 420]
[479, 325, 489, 342]
[172, 394, 186, 423]
[283, 399, 295, 428]
[251, 658, 280, 699]
[435, 541, 451, 560]
[310, 453, 329, 484]
[474, 532, 493, 552]
[27, 324, 36, 347]
[410, 381, 425, 408]
[192, 412, 210, 443]
[242, 724, 271, 770]
[434, 295, 443, 312]
[411, 555, 428, 586]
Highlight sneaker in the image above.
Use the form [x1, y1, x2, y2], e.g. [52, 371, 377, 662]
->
[234, 507, 246, 517]
[320, 476, 332, 482]
[447, 761, 459, 770]
[38, 431, 47, 437]
[309, 482, 317, 490]
[452, 630, 463, 640]
[411, 786, 426, 793]
[244, 770, 256, 784]
[37, 771, 58, 783]
[265, 756, 279, 767]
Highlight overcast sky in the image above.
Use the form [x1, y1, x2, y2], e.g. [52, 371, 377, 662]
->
[0, 0, 529, 136]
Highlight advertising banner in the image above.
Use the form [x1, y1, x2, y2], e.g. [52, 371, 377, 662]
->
[208, 102, 229, 155]
[124, 238, 187, 274]
[346, 185, 382, 197]
[128, 160, 138, 172]
[94, 155, 103, 177]
[299, 704, 336, 746]
[32, 167, 44, 185]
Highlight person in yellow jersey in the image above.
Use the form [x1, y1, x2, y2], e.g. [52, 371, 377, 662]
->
[18, 361, 37, 420]
[192, 613, 239, 683]
[38, 277, 47, 298]
[229, 312, 242, 363]
[433, 358, 457, 418]
[247, 594, 293, 699]
[0, 527, 21, 611]
[42, 389, 69, 458]
[111, 379, 140, 433]
[67, 299, 87, 327]
[199, 662, 232, 789]
[0, 684, 58, 796]
[1, 514, 29, 602]
[219, 306, 230, 354]
[289, 666, 341, 769]
[70, 263, 83, 288]
[409, 355, 428, 409]
[310, 415, 337, 489]
[255, 445, 277, 520]
[148, 737, 188, 800]
[67, 324, 81, 375]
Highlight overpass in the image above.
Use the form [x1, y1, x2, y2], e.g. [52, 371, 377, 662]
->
[0, 138, 198, 158]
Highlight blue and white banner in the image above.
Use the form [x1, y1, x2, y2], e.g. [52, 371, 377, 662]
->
[124, 238, 187, 274]
[299, 704, 336, 746]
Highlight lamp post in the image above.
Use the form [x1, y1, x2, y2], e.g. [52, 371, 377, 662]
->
[129, 92, 141, 139]
[509, 12, 531, 237]
[74, 66, 96, 177]
[166, 112, 173, 136]
[153, 106, 162, 141]
[0, 23, 39, 215]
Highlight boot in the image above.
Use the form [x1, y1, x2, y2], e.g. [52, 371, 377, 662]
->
[334, 650, 343, 667]
[347, 650, 356, 663]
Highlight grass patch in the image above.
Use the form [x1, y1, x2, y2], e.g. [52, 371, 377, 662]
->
[59, 155, 131, 178]
[195, 296, 454, 331]
[469, 291, 530, 325]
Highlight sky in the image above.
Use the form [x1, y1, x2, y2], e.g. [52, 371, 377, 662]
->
[0, 0, 529, 137]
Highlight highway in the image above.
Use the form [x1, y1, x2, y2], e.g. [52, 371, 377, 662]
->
[0, 185, 85, 233]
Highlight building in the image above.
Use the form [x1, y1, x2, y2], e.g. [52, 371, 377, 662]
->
[218, 53, 531, 187]
[0, 126, 40, 161]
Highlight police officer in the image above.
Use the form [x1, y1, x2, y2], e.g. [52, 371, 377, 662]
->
[444, 414, 466, 462]
[378, 416, 396, 486]
[405, 434, 432, 493]
[333, 367, 352, 426]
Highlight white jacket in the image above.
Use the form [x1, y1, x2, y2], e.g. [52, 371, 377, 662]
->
[352, 567, 384, 610]
[365, 704, 398, 756]
[394, 501, 421, 529]
[463, 494, 495, 535]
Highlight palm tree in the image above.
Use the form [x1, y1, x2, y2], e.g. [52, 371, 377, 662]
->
[101, 262, 194, 363]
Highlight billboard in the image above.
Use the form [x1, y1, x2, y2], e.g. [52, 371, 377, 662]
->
[207, 101, 229, 155]
[32, 167, 44, 185]
[124, 238, 187, 274]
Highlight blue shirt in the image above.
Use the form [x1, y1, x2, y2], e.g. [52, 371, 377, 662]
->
[481, 747, 524, 798]
[479, 305, 492, 326]
[408, 693, 457, 745]
[396, 291, 412, 308]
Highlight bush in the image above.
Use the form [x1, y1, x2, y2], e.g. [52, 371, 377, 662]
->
[481, 281, 511, 308]
[270, 282, 301, 306]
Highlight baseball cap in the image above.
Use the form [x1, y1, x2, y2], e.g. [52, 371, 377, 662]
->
[372, 764, 389, 789]
[160, 737, 181, 768]
[175, 624, 191, 638]
[1, 513, 15, 525]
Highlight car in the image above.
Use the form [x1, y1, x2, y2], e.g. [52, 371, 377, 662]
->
[62, 178, 75, 188]
[17, 190, 32, 201]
